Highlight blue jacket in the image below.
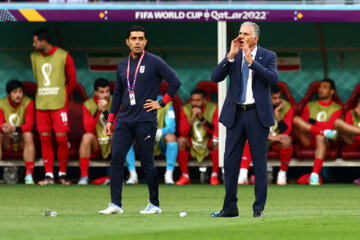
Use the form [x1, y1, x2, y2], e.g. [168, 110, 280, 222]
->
[110, 52, 181, 123]
[156, 95, 176, 135]
[211, 46, 278, 128]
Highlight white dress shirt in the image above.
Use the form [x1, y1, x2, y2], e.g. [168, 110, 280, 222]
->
[241, 46, 257, 104]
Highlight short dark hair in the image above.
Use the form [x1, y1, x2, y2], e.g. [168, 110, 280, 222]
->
[94, 78, 110, 91]
[191, 88, 207, 99]
[34, 28, 52, 44]
[322, 78, 336, 91]
[6, 80, 24, 94]
[127, 25, 146, 39]
[270, 84, 281, 94]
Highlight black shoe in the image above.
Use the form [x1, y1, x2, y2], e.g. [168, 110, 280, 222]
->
[211, 209, 239, 218]
[253, 210, 263, 218]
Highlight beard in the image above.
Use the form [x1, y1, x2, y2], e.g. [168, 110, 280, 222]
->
[318, 95, 329, 100]
[273, 103, 280, 109]
[35, 47, 45, 52]
[11, 98, 22, 105]
[192, 106, 202, 109]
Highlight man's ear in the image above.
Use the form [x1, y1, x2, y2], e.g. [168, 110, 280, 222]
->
[330, 89, 336, 98]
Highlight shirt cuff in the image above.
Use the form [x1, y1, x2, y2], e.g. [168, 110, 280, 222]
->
[107, 113, 114, 123]
[228, 58, 235, 63]
[161, 94, 172, 104]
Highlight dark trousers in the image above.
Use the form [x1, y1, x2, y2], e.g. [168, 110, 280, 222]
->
[223, 108, 269, 211]
[110, 121, 159, 207]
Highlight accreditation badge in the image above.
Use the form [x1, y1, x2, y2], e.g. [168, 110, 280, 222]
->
[129, 90, 136, 106]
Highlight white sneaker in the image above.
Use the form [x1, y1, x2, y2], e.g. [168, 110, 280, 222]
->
[276, 170, 287, 185]
[309, 173, 320, 185]
[140, 202, 162, 214]
[164, 171, 174, 185]
[99, 203, 123, 214]
[78, 176, 89, 185]
[103, 179, 110, 185]
[323, 129, 337, 141]
[24, 173, 34, 185]
[238, 168, 249, 185]
[126, 175, 138, 185]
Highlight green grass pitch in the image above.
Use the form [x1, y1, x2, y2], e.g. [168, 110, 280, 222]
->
[0, 184, 359, 240]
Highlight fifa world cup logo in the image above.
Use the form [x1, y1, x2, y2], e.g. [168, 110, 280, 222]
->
[42, 63, 52, 86]
[98, 113, 110, 145]
[9, 114, 21, 151]
[9, 114, 19, 127]
[270, 120, 278, 136]
[99, 113, 106, 128]
[193, 121, 204, 142]
[316, 111, 327, 122]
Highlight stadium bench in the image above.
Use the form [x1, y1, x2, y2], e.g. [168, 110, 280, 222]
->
[3, 82, 360, 184]
[195, 81, 218, 102]
[2, 158, 360, 169]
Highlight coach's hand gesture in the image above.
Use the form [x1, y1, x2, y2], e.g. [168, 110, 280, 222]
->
[242, 42, 253, 65]
[228, 36, 241, 60]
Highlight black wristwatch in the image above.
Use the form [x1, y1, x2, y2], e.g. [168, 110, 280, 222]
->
[158, 99, 166, 108]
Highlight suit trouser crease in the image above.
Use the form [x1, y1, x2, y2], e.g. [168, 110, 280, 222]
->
[110, 121, 159, 207]
[223, 108, 269, 211]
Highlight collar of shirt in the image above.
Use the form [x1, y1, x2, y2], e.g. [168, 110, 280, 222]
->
[41, 46, 57, 57]
[318, 99, 334, 106]
[93, 96, 99, 104]
[201, 103, 208, 113]
[8, 97, 21, 109]
[242, 45, 258, 64]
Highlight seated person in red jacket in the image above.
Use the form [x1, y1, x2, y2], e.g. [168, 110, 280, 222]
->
[238, 83, 294, 185]
[334, 94, 360, 185]
[176, 89, 219, 185]
[293, 78, 342, 185]
[0, 80, 35, 185]
[78, 78, 112, 185]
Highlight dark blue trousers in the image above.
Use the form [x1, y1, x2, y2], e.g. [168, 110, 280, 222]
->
[222, 108, 269, 211]
[110, 121, 159, 207]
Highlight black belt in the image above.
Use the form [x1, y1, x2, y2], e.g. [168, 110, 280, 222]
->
[236, 103, 256, 112]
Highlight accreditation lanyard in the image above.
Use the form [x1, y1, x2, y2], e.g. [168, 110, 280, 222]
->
[126, 51, 145, 106]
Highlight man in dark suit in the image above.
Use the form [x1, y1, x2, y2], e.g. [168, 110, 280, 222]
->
[211, 22, 278, 218]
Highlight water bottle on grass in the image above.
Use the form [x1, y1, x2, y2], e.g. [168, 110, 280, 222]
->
[43, 211, 57, 217]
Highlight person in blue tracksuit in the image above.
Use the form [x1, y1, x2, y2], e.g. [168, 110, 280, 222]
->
[99, 25, 181, 215]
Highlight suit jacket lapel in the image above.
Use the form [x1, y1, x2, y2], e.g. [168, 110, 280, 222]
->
[254, 46, 262, 64]
[253, 46, 262, 80]
[234, 51, 243, 89]
[236, 50, 243, 73]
